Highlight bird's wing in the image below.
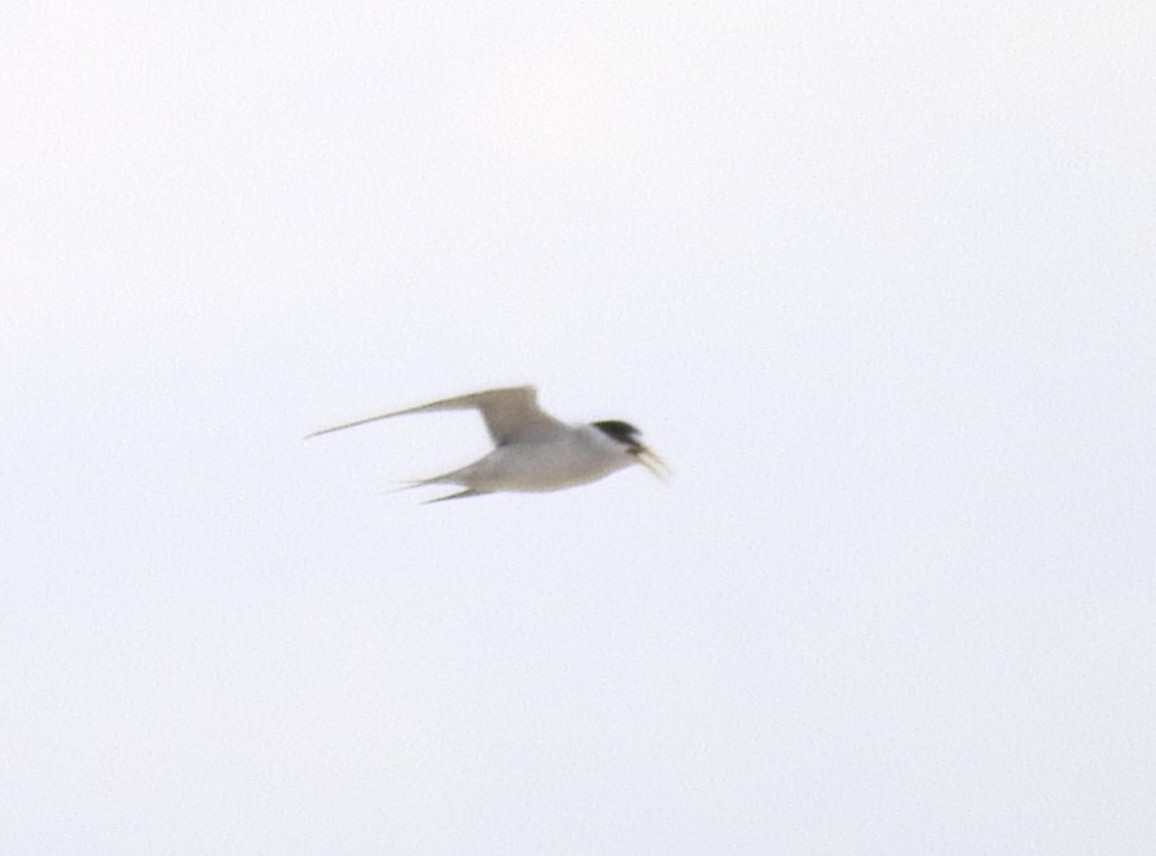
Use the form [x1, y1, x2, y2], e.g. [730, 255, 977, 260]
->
[306, 386, 566, 445]
[396, 386, 566, 445]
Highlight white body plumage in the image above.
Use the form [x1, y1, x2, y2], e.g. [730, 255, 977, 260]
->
[308, 386, 667, 503]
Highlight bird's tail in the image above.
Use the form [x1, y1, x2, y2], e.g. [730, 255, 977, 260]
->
[381, 470, 487, 504]
[421, 488, 488, 504]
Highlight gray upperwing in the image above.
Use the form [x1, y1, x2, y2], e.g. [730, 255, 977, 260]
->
[306, 385, 566, 445]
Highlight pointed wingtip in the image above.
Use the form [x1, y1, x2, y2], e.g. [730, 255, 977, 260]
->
[304, 411, 401, 439]
[303, 425, 343, 440]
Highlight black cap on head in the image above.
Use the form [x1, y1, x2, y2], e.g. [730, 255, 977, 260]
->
[592, 419, 642, 447]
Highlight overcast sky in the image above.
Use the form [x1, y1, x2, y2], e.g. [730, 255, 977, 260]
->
[4, 2, 1154, 854]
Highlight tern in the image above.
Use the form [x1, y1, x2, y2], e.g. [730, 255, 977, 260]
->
[307, 385, 668, 503]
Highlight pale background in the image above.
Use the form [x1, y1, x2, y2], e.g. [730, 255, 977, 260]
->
[4, 2, 1154, 854]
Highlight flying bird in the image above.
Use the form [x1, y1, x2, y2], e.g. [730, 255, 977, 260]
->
[307, 385, 668, 503]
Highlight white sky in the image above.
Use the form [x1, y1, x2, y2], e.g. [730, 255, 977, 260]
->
[4, 2, 1154, 853]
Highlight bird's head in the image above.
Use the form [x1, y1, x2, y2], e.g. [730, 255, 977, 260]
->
[592, 420, 670, 481]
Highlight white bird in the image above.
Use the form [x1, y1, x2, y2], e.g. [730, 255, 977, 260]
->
[307, 385, 668, 503]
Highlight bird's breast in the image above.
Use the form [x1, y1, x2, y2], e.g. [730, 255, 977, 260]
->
[469, 435, 629, 492]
